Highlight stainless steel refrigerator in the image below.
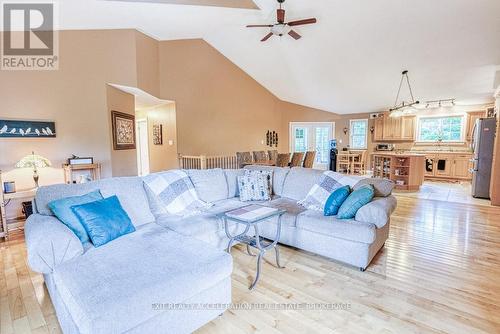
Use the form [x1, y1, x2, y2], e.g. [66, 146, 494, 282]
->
[471, 117, 497, 198]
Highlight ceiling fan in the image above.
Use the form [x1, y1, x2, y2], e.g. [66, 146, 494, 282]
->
[246, 0, 317, 42]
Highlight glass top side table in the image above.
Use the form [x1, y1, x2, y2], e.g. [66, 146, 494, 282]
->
[219, 204, 286, 290]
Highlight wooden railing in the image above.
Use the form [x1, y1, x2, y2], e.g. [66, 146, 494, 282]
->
[179, 155, 239, 169]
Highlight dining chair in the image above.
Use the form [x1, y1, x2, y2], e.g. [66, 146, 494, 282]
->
[351, 150, 367, 175]
[337, 152, 351, 174]
[236, 151, 253, 168]
[290, 152, 305, 167]
[303, 151, 316, 168]
[276, 153, 291, 167]
[268, 150, 278, 165]
[252, 151, 268, 163]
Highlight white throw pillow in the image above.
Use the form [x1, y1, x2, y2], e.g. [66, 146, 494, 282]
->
[238, 174, 271, 202]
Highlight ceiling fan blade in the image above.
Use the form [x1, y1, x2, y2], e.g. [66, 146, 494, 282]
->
[277, 9, 285, 23]
[287, 18, 317, 26]
[261, 32, 273, 42]
[246, 24, 273, 28]
[288, 30, 302, 40]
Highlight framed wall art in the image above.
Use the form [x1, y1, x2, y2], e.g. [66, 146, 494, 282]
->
[111, 111, 136, 150]
[153, 124, 163, 145]
[0, 119, 56, 138]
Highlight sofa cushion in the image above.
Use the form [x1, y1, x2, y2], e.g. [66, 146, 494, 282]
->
[52, 223, 232, 334]
[244, 166, 290, 196]
[353, 177, 395, 197]
[296, 210, 377, 244]
[262, 197, 306, 227]
[187, 168, 228, 202]
[281, 167, 324, 201]
[224, 169, 245, 198]
[35, 177, 155, 227]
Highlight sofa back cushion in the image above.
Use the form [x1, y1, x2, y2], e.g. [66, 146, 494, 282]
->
[224, 169, 245, 198]
[352, 178, 394, 197]
[187, 168, 228, 203]
[281, 167, 324, 201]
[243, 165, 290, 196]
[35, 177, 155, 227]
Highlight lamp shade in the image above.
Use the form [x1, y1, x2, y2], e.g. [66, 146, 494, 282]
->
[15, 152, 51, 169]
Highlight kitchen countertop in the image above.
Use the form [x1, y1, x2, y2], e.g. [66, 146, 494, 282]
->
[371, 152, 426, 157]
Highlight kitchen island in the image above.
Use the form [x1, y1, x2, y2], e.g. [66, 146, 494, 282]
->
[371, 152, 425, 191]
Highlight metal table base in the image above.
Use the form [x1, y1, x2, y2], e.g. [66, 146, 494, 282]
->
[222, 211, 285, 290]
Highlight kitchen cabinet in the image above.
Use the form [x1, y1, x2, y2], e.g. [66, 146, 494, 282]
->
[372, 153, 425, 191]
[424, 153, 473, 180]
[401, 116, 416, 140]
[452, 155, 473, 179]
[435, 157, 452, 177]
[424, 154, 436, 177]
[373, 113, 416, 141]
[466, 111, 486, 141]
[373, 117, 384, 141]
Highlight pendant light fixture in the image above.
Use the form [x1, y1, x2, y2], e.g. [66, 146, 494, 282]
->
[389, 70, 420, 117]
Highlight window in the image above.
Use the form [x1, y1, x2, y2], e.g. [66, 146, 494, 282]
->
[294, 128, 307, 152]
[417, 116, 464, 142]
[349, 119, 368, 149]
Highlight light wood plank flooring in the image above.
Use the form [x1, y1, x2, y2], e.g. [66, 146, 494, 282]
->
[1, 196, 499, 333]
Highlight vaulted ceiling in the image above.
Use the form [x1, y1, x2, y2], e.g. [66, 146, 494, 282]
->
[50, 1, 500, 113]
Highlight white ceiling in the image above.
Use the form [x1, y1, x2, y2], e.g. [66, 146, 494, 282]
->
[22, 0, 500, 113]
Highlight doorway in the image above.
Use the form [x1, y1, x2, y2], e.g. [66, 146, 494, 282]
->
[136, 119, 150, 176]
[289, 122, 335, 169]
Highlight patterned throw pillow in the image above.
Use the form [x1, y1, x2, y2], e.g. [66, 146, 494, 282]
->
[238, 174, 271, 202]
[298, 171, 342, 211]
[244, 169, 273, 195]
[143, 170, 210, 216]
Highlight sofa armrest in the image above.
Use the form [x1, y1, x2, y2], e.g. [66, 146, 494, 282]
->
[355, 195, 397, 228]
[24, 214, 84, 274]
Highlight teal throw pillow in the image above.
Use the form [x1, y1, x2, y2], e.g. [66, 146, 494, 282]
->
[337, 184, 375, 219]
[48, 190, 103, 243]
[324, 185, 351, 216]
[71, 195, 135, 247]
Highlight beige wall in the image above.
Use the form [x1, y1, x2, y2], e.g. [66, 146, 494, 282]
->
[136, 103, 179, 172]
[106, 85, 138, 176]
[135, 31, 160, 97]
[0, 30, 139, 186]
[158, 39, 283, 156]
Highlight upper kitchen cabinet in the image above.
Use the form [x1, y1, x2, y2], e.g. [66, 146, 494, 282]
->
[373, 113, 416, 141]
[466, 111, 487, 141]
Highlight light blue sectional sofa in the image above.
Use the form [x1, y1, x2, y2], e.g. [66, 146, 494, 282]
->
[25, 166, 396, 334]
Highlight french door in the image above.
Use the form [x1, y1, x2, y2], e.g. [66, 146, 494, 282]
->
[289, 122, 335, 169]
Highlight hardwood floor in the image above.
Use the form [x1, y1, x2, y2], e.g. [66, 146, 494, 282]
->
[1, 196, 500, 333]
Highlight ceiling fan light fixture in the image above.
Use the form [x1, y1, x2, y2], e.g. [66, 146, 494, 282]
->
[271, 24, 291, 36]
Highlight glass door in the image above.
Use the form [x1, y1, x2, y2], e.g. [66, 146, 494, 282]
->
[290, 122, 335, 169]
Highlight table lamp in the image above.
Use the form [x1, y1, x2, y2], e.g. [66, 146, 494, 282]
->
[15, 151, 51, 188]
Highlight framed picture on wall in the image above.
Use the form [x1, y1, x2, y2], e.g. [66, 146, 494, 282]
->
[153, 124, 163, 145]
[111, 111, 136, 150]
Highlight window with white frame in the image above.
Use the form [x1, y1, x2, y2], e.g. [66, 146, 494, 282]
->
[349, 119, 368, 149]
[417, 116, 464, 142]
